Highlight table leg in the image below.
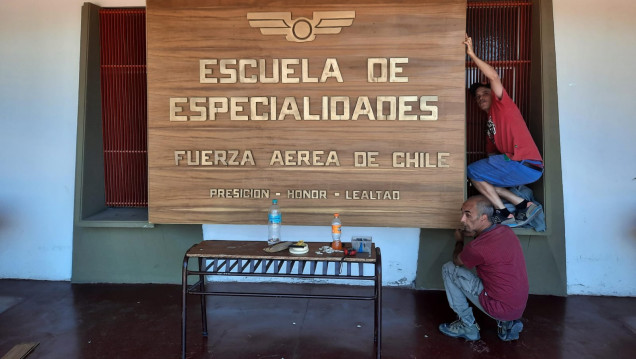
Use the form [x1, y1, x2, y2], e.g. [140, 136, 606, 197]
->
[199, 257, 208, 336]
[375, 248, 382, 359]
[181, 255, 188, 359]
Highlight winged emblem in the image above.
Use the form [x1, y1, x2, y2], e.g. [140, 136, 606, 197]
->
[247, 11, 355, 42]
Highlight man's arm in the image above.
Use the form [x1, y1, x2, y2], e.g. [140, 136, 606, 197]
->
[463, 33, 504, 100]
[453, 229, 465, 266]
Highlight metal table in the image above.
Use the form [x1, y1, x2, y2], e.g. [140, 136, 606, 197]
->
[181, 240, 382, 358]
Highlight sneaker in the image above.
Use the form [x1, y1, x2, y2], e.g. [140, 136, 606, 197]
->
[492, 213, 519, 227]
[439, 319, 481, 341]
[515, 202, 542, 226]
[497, 319, 523, 341]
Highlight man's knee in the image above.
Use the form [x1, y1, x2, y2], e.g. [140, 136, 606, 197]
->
[467, 159, 490, 182]
[442, 261, 456, 277]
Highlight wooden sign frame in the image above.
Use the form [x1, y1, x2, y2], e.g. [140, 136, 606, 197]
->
[147, 0, 466, 228]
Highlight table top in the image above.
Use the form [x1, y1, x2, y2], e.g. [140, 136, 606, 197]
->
[186, 240, 377, 263]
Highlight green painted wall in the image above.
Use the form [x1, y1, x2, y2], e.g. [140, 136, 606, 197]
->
[72, 224, 201, 283]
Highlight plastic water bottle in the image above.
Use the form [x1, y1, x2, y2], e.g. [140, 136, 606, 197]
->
[331, 213, 342, 250]
[267, 199, 281, 245]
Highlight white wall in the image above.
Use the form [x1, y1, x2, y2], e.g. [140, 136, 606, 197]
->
[203, 224, 421, 286]
[0, 0, 143, 280]
[553, 0, 636, 295]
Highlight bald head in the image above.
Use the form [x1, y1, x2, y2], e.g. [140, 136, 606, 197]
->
[459, 195, 494, 234]
[466, 195, 494, 222]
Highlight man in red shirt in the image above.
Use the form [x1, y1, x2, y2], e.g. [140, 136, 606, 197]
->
[464, 34, 543, 226]
[439, 195, 528, 341]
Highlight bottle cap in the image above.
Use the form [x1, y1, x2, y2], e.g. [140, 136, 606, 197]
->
[334, 213, 339, 217]
[272, 199, 278, 204]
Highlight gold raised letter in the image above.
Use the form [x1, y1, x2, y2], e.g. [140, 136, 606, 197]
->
[219, 59, 237, 83]
[330, 96, 350, 120]
[367, 58, 387, 83]
[301, 59, 318, 83]
[398, 96, 418, 121]
[281, 59, 300, 83]
[278, 97, 301, 120]
[231, 97, 249, 121]
[190, 97, 207, 121]
[303, 97, 320, 121]
[352, 96, 376, 120]
[438, 152, 450, 167]
[320, 58, 343, 82]
[390, 58, 408, 83]
[259, 59, 280, 83]
[170, 98, 187, 121]
[209, 97, 228, 121]
[251, 97, 269, 121]
[420, 96, 439, 121]
[392, 152, 405, 167]
[239, 59, 258, 83]
[200, 59, 218, 83]
[174, 150, 186, 165]
[377, 96, 397, 120]
[270, 150, 284, 165]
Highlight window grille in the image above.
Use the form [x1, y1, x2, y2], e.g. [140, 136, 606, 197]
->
[99, 9, 147, 207]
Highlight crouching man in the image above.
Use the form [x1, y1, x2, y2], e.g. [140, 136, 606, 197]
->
[439, 195, 528, 341]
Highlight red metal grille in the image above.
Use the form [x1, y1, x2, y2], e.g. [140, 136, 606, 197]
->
[99, 8, 148, 207]
[466, 0, 533, 167]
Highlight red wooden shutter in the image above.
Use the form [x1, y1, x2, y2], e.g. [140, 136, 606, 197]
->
[99, 8, 148, 207]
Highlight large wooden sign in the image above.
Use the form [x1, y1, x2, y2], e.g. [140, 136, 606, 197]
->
[147, 0, 466, 228]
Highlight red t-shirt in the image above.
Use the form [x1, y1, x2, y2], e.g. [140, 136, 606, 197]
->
[460, 225, 529, 320]
[486, 89, 543, 162]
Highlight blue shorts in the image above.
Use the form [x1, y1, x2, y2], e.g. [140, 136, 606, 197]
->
[467, 154, 543, 187]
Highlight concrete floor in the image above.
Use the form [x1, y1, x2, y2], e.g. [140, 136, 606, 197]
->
[0, 279, 634, 359]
